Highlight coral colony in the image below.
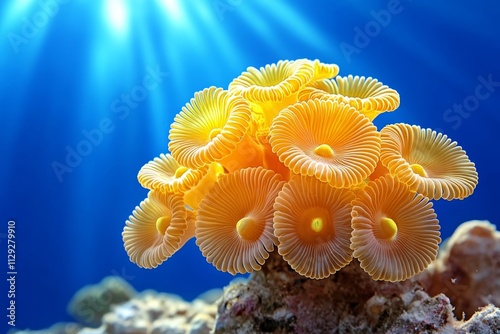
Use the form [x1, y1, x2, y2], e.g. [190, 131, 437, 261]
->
[122, 59, 478, 282]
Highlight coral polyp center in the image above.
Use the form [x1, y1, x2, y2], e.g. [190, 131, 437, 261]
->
[410, 163, 428, 178]
[209, 128, 222, 141]
[380, 217, 398, 240]
[156, 215, 171, 235]
[236, 217, 259, 241]
[311, 217, 324, 233]
[174, 166, 189, 178]
[313, 144, 334, 158]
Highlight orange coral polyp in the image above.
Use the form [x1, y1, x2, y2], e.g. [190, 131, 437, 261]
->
[122, 190, 189, 269]
[351, 175, 441, 282]
[369, 160, 389, 181]
[196, 167, 285, 275]
[306, 75, 400, 120]
[269, 99, 380, 187]
[168, 87, 252, 169]
[380, 123, 478, 200]
[273, 175, 355, 279]
[137, 153, 208, 193]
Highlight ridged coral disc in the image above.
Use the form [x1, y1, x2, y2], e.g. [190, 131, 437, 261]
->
[228, 59, 316, 102]
[137, 153, 208, 193]
[195, 167, 285, 275]
[307, 75, 400, 120]
[269, 99, 381, 187]
[380, 123, 478, 200]
[351, 175, 441, 282]
[310, 59, 340, 81]
[122, 190, 189, 269]
[168, 87, 251, 169]
[273, 175, 355, 279]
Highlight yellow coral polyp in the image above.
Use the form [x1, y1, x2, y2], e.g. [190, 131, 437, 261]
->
[410, 163, 428, 178]
[303, 75, 400, 121]
[379, 217, 397, 240]
[313, 144, 334, 158]
[295, 207, 333, 243]
[124, 58, 478, 283]
[174, 166, 189, 179]
[137, 153, 208, 193]
[236, 217, 259, 241]
[156, 215, 171, 235]
[310, 217, 324, 233]
[168, 87, 253, 169]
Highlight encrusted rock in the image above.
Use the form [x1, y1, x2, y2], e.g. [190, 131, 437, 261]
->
[149, 317, 188, 334]
[72, 291, 216, 334]
[8, 323, 82, 334]
[67, 276, 136, 326]
[188, 313, 215, 334]
[212, 220, 500, 333]
[457, 304, 500, 333]
[422, 220, 500, 319]
[214, 251, 461, 333]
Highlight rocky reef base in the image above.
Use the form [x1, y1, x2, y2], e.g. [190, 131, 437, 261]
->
[12, 220, 500, 334]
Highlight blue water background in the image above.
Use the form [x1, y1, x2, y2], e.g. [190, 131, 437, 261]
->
[0, 0, 499, 330]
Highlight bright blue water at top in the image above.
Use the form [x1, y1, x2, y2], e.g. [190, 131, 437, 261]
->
[0, 0, 499, 330]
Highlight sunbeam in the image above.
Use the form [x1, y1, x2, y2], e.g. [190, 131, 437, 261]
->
[105, 0, 129, 37]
